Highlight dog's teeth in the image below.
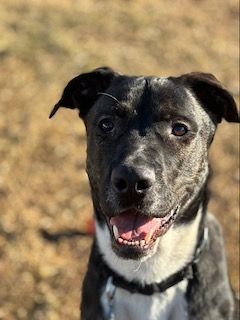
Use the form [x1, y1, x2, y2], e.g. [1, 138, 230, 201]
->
[113, 225, 119, 240]
[118, 237, 123, 244]
[144, 229, 153, 244]
[140, 240, 145, 247]
[116, 235, 147, 247]
[161, 217, 167, 225]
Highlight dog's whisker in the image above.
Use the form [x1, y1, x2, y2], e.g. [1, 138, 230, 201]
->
[119, 260, 142, 273]
[133, 261, 142, 272]
[98, 92, 120, 104]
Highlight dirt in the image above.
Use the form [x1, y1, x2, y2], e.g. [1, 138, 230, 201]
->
[0, 0, 239, 319]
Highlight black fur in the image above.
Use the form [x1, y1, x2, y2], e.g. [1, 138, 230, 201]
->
[51, 67, 239, 320]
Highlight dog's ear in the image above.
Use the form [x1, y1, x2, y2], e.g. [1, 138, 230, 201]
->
[49, 67, 119, 119]
[180, 72, 239, 124]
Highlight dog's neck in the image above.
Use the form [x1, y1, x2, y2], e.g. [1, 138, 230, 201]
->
[95, 206, 203, 286]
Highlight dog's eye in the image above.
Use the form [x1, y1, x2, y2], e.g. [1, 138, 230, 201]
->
[172, 124, 188, 136]
[99, 119, 114, 132]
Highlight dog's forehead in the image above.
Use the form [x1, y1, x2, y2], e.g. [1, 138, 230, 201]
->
[110, 75, 171, 99]
[104, 75, 198, 115]
[125, 76, 170, 96]
[90, 75, 212, 128]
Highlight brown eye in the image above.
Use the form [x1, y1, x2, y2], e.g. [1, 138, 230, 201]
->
[172, 124, 188, 136]
[99, 119, 114, 132]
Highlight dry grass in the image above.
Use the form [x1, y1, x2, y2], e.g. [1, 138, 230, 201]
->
[0, 0, 239, 319]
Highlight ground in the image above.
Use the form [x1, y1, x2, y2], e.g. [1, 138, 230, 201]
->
[0, 0, 239, 319]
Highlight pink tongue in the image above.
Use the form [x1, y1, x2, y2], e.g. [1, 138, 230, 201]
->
[110, 209, 162, 241]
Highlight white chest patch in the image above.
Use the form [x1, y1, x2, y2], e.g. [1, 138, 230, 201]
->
[102, 280, 188, 320]
[96, 209, 202, 320]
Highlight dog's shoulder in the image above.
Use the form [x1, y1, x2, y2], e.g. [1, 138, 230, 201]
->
[187, 212, 237, 320]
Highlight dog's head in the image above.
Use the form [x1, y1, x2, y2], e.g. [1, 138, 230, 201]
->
[51, 67, 239, 260]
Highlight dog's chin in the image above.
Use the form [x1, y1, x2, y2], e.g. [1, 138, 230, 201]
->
[106, 206, 180, 260]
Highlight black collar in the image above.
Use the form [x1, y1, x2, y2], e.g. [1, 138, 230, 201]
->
[102, 227, 209, 296]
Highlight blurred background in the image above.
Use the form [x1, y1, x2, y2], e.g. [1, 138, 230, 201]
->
[0, 0, 239, 319]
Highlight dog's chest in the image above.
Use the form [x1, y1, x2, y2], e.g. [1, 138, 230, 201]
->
[101, 280, 189, 320]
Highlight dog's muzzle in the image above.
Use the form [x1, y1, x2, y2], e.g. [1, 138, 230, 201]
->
[107, 206, 180, 259]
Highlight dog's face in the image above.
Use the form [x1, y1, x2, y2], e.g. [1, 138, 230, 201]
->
[85, 76, 215, 260]
[51, 67, 239, 261]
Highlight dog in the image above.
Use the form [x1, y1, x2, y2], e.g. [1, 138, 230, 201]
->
[50, 67, 239, 320]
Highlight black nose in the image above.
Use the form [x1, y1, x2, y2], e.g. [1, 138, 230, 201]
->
[111, 165, 155, 196]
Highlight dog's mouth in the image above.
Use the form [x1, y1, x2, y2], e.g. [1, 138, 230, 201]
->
[109, 206, 180, 256]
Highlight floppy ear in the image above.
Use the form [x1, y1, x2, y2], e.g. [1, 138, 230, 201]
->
[49, 67, 119, 119]
[180, 72, 239, 124]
